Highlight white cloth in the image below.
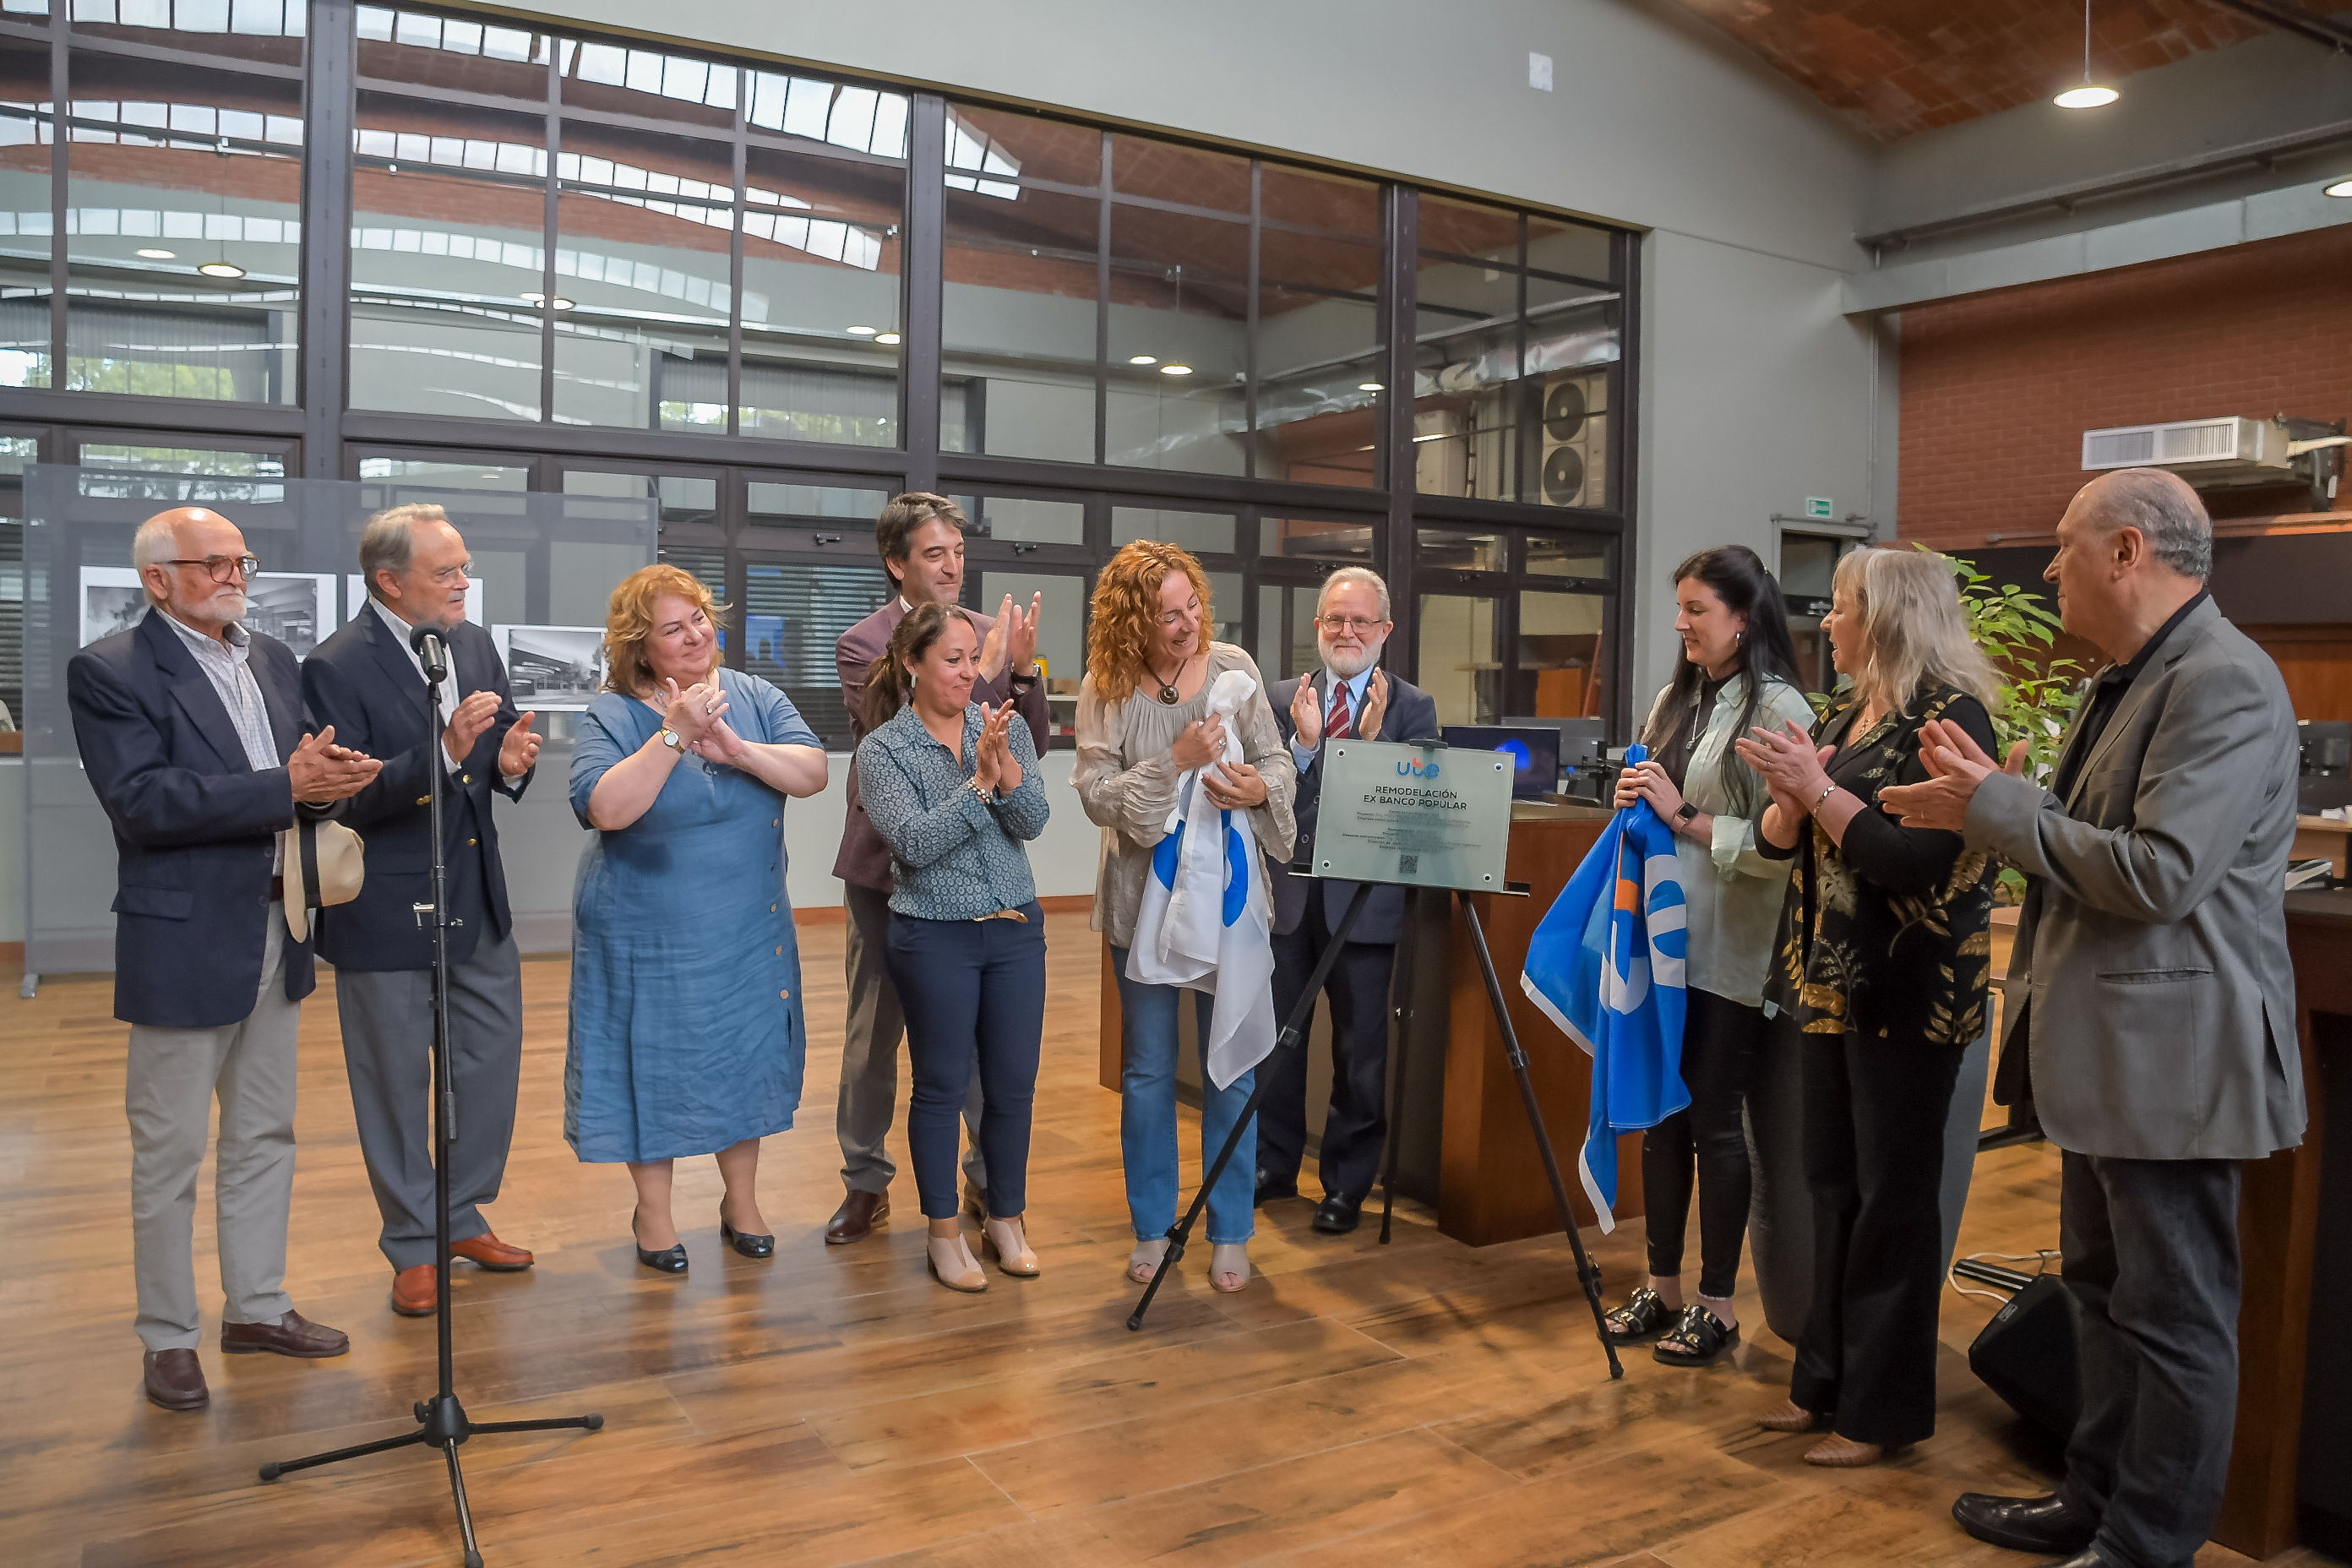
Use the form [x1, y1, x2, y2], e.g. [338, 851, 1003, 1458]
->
[1124, 669, 1278, 1091]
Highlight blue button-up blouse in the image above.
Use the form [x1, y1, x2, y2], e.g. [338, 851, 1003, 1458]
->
[855, 700, 1050, 920]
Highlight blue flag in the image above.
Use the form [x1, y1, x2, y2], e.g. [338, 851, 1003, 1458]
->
[1518, 743, 1689, 1232]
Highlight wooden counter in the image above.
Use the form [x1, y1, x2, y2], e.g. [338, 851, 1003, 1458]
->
[2214, 887, 2349, 1558]
[2292, 813, 2349, 878]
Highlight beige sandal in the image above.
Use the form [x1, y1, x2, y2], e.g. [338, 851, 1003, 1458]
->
[1759, 1399, 1827, 1433]
[1127, 1238, 1168, 1285]
[1803, 1434, 1889, 1467]
[1210, 1242, 1250, 1293]
[980, 1216, 1040, 1277]
[927, 1231, 987, 1293]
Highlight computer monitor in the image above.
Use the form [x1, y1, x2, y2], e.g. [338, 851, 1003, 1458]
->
[1440, 725, 1561, 800]
[1503, 716, 1607, 773]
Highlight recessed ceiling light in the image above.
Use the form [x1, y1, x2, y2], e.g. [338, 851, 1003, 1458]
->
[846, 324, 878, 336]
[2326, 177, 2352, 199]
[1128, 354, 1158, 366]
[1358, 381, 1385, 392]
[521, 292, 575, 310]
[197, 261, 246, 279]
[135, 248, 175, 259]
[2054, 84, 2119, 109]
[874, 331, 902, 345]
[1159, 362, 1193, 376]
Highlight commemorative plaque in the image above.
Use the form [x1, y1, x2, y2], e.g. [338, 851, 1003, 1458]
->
[1313, 739, 1512, 892]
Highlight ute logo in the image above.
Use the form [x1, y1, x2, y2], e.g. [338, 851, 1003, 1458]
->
[1396, 758, 1440, 779]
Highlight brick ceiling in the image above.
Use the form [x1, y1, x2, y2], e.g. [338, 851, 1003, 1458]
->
[1671, 0, 2272, 141]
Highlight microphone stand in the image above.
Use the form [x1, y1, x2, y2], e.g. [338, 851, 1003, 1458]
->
[262, 623, 602, 1567]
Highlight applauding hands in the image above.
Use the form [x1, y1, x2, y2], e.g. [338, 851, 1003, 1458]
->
[972, 700, 1023, 798]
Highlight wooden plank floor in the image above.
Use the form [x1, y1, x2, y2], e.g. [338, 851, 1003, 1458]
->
[0, 913, 2333, 1568]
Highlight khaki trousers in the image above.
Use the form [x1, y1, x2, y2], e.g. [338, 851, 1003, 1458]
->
[125, 906, 300, 1351]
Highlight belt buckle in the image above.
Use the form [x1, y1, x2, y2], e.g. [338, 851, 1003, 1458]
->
[974, 908, 1028, 923]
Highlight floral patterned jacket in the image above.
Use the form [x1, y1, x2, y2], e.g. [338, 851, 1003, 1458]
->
[1758, 683, 1999, 1047]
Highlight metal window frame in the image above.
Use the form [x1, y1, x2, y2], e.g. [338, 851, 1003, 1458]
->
[8, 1, 1641, 741]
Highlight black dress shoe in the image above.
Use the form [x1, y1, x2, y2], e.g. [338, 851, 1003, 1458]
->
[2044, 1549, 2116, 1568]
[719, 1205, 775, 1260]
[632, 1206, 688, 1275]
[1951, 1493, 2096, 1555]
[1311, 1192, 1362, 1234]
[143, 1348, 208, 1411]
[1254, 1169, 1298, 1208]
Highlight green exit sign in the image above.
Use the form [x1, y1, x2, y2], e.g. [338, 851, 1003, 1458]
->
[1804, 497, 1834, 520]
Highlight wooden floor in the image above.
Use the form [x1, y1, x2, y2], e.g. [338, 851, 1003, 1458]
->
[0, 914, 2334, 1568]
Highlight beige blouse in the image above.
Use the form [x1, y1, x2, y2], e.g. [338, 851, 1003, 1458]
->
[1073, 642, 1298, 948]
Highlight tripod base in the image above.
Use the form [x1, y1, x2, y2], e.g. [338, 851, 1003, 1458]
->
[262, 1394, 603, 1565]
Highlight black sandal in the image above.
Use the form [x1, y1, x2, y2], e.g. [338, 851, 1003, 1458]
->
[1601, 1287, 1675, 1344]
[1653, 1304, 1740, 1366]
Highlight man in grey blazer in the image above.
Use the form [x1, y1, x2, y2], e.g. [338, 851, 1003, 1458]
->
[1881, 469, 2303, 1568]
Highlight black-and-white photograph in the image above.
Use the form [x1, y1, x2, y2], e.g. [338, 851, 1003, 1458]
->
[78, 567, 148, 648]
[242, 574, 338, 658]
[493, 624, 607, 710]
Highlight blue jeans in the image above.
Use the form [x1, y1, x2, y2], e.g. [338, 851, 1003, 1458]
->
[1110, 947, 1256, 1246]
[885, 906, 1046, 1222]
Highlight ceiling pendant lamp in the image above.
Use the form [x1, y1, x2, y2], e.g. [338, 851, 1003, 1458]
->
[2055, 0, 2120, 108]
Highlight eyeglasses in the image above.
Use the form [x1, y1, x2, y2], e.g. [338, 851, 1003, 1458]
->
[1315, 614, 1387, 634]
[159, 554, 259, 583]
[430, 560, 476, 585]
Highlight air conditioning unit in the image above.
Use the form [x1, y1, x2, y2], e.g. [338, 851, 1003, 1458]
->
[1539, 371, 1607, 509]
[2082, 416, 2293, 483]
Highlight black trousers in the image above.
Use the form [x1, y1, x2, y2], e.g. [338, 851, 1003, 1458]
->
[1259, 893, 1398, 1201]
[2056, 1151, 2242, 1568]
[1789, 1031, 1963, 1448]
[1640, 987, 1764, 1298]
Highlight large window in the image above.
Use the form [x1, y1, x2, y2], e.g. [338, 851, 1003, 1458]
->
[0, 3, 1635, 749]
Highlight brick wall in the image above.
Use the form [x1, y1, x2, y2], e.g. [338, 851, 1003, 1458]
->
[1896, 222, 2352, 548]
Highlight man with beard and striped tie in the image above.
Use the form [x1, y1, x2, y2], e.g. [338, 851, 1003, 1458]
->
[1257, 567, 1439, 1233]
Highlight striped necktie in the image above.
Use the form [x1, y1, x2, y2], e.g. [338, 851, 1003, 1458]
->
[1326, 680, 1353, 741]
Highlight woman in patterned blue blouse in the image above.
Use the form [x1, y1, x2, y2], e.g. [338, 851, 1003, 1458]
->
[855, 602, 1050, 1293]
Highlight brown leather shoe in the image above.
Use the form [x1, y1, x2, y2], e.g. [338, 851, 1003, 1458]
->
[220, 1309, 351, 1358]
[451, 1231, 535, 1271]
[143, 1348, 209, 1410]
[825, 1189, 888, 1245]
[390, 1265, 438, 1317]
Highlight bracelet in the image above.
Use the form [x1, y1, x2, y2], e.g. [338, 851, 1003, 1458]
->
[1807, 782, 1836, 814]
[968, 774, 993, 803]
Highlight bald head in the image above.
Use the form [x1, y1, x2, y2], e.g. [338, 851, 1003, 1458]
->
[133, 506, 252, 637]
[2071, 468, 2212, 583]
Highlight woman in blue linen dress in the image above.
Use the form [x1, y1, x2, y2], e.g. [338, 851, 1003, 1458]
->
[565, 564, 828, 1275]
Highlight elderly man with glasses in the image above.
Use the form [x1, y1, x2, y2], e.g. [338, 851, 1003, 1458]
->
[69, 506, 384, 1411]
[302, 503, 544, 1318]
[1256, 566, 1440, 1233]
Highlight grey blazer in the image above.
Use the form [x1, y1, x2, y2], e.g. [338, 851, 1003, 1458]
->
[1963, 596, 2304, 1161]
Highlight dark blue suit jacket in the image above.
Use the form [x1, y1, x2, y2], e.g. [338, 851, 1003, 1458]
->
[1270, 668, 1440, 945]
[301, 608, 531, 972]
[68, 610, 319, 1028]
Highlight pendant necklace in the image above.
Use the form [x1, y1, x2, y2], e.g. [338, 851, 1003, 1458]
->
[1148, 653, 1187, 705]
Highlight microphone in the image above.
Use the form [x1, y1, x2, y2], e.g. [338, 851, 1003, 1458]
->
[410, 618, 452, 683]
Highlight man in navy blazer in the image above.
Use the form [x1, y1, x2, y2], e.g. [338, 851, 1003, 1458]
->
[70, 506, 381, 1411]
[302, 504, 543, 1317]
[1260, 566, 1440, 1234]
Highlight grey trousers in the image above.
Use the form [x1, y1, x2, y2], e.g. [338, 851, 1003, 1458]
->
[126, 906, 300, 1351]
[838, 881, 984, 1195]
[335, 929, 524, 1270]
[2057, 1151, 2244, 1568]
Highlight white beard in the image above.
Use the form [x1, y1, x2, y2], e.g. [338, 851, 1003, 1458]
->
[1320, 634, 1384, 681]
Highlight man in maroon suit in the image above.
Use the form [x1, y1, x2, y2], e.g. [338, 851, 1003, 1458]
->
[825, 493, 1050, 1244]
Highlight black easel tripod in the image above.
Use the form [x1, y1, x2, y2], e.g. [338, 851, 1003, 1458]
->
[1124, 833, 1623, 1378]
[260, 620, 602, 1568]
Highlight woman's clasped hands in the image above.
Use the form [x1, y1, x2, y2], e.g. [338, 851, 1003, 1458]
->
[658, 677, 745, 766]
[973, 700, 1022, 797]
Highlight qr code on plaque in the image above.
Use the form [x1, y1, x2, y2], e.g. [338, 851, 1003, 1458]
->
[1398, 854, 1419, 875]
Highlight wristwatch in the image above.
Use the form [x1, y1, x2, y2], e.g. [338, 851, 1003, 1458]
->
[659, 727, 683, 750]
[1674, 801, 1699, 826]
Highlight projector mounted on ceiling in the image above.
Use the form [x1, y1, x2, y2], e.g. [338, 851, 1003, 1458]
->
[2081, 414, 2347, 513]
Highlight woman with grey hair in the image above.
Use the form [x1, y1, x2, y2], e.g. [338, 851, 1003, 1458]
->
[1735, 547, 2001, 1467]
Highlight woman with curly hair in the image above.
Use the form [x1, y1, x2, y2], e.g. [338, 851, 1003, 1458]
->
[1074, 542, 1296, 1293]
[1736, 547, 2001, 1466]
[566, 564, 828, 1276]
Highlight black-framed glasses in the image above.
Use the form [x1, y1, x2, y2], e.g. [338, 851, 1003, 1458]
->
[1315, 613, 1387, 633]
[160, 554, 259, 583]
